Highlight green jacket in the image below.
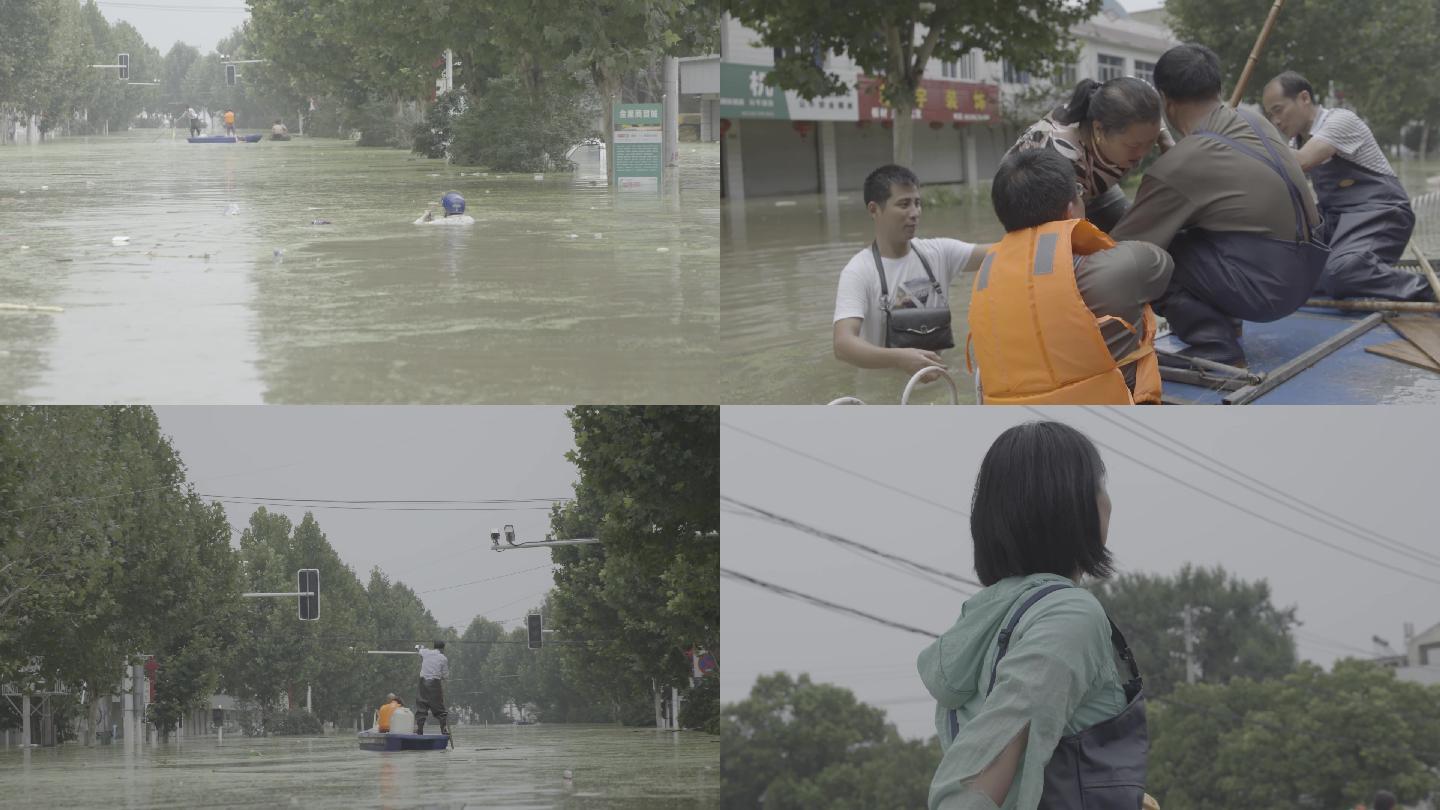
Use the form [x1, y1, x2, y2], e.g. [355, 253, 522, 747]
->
[916, 573, 1129, 810]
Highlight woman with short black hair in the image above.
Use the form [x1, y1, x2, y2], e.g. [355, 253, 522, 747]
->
[918, 421, 1153, 810]
[1008, 77, 1169, 233]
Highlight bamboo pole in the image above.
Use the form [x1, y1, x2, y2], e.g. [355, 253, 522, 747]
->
[1229, 0, 1289, 107]
[1406, 241, 1440, 303]
[1306, 298, 1440, 313]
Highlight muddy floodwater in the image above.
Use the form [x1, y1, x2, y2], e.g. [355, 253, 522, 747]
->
[721, 159, 1440, 404]
[4, 724, 719, 809]
[0, 132, 718, 403]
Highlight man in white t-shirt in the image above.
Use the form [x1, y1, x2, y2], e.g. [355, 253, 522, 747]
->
[1263, 71, 1433, 301]
[833, 164, 991, 376]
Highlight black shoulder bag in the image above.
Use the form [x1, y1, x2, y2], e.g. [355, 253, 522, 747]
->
[871, 241, 955, 351]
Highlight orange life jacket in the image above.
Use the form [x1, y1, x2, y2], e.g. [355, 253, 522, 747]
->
[967, 218, 1161, 405]
[378, 700, 400, 732]
[224, 111, 235, 125]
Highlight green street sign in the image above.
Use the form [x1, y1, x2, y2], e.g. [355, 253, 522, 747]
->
[614, 103, 663, 190]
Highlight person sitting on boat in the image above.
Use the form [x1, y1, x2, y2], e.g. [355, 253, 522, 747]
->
[1263, 71, 1435, 303]
[184, 106, 202, 137]
[271, 120, 289, 139]
[968, 148, 1173, 404]
[1008, 76, 1171, 234]
[1110, 44, 1328, 368]
[415, 641, 450, 736]
[832, 164, 992, 381]
[415, 192, 475, 225]
[223, 109, 236, 137]
[377, 693, 404, 733]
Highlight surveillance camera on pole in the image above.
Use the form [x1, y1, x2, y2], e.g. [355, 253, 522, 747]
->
[504, 524, 516, 545]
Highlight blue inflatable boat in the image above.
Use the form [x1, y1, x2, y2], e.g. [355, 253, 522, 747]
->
[187, 134, 263, 143]
[357, 730, 450, 751]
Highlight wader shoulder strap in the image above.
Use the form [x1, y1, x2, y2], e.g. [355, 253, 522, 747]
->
[871, 240, 942, 312]
[1192, 109, 1311, 242]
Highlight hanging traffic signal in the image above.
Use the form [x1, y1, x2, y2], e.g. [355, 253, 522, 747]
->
[226, 64, 237, 86]
[527, 613, 542, 649]
[118, 53, 129, 81]
[298, 569, 319, 620]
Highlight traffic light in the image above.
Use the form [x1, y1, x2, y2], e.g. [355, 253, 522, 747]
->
[118, 53, 129, 81]
[298, 569, 319, 620]
[527, 613, 542, 649]
[226, 64, 237, 86]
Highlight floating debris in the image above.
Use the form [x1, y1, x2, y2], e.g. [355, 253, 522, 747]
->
[225, 203, 240, 215]
[568, 233, 579, 239]
[656, 247, 670, 253]
[111, 236, 130, 245]
[310, 219, 331, 225]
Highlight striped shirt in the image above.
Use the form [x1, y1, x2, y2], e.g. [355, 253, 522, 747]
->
[1303, 106, 1395, 177]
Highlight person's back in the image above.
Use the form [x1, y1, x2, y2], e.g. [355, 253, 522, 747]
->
[970, 148, 1171, 405]
[1116, 103, 1319, 248]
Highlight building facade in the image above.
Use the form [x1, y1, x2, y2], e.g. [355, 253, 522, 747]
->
[720, 3, 1177, 199]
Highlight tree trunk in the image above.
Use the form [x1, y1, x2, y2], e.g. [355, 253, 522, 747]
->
[597, 67, 620, 188]
[892, 102, 915, 166]
[1421, 120, 1430, 160]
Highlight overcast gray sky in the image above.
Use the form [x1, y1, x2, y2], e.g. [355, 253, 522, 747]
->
[720, 407, 1439, 740]
[95, 0, 250, 54]
[153, 406, 577, 635]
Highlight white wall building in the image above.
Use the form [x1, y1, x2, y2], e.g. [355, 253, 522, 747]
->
[721, 1, 1177, 199]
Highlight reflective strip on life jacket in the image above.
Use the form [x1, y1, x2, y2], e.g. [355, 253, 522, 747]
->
[967, 218, 1160, 405]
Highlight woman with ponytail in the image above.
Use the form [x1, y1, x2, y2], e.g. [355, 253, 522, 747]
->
[1007, 77, 1169, 232]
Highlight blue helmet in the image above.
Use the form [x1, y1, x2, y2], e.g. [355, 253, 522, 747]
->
[441, 192, 466, 216]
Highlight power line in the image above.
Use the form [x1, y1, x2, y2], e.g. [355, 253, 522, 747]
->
[196, 495, 570, 505]
[1082, 407, 1440, 569]
[721, 422, 968, 518]
[722, 568, 940, 639]
[1020, 407, 1440, 588]
[417, 564, 555, 595]
[722, 496, 979, 593]
[206, 498, 556, 512]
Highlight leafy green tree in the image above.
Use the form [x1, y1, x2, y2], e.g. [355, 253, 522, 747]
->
[1090, 565, 1299, 697]
[547, 406, 719, 729]
[722, 672, 934, 810]
[721, 0, 1101, 164]
[1167, 0, 1440, 144]
[1149, 660, 1440, 809]
[448, 74, 595, 170]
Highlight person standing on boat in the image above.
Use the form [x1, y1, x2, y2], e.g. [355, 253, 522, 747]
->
[1262, 71, 1434, 302]
[968, 149, 1173, 404]
[832, 164, 992, 379]
[1111, 44, 1329, 367]
[184, 106, 201, 137]
[1007, 76, 1171, 233]
[414, 641, 450, 735]
[223, 109, 236, 137]
[919, 421, 1157, 810]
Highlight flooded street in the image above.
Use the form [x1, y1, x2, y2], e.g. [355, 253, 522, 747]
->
[4, 725, 719, 809]
[0, 133, 718, 404]
[721, 159, 1440, 404]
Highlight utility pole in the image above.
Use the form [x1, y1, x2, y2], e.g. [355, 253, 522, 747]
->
[1182, 604, 1202, 685]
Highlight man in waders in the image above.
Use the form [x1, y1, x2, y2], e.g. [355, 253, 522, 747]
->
[969, 148, 1174, 404]
[1111, 44, 1329, 367]
[414, 641, 450, 736]
[833, 164, 992, 377]
[1263, 71, 1434, 302]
